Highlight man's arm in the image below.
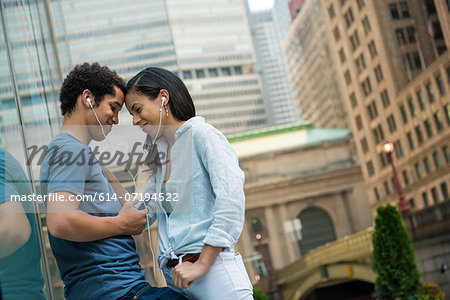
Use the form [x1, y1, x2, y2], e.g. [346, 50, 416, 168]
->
[0, 201, 31, 258]
[101, 166, 128, 206]
[46, 191, 146, 242]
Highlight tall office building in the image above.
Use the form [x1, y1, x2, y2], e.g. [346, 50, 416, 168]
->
[247, 5, 299, 126]
[50, 0, 268, 134]
[273, 0, 292, 37]
[322, 0, 450, 210]
[283, 0, 348, 129]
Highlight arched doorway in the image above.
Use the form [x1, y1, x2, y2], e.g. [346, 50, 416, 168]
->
[298, 207, 336, 255]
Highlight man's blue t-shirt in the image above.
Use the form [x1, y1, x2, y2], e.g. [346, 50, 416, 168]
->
[39, 132, 147, 300]
[0, 148, 46, 300]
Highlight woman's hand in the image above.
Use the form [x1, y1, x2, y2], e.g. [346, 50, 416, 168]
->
[172, 260, 209, 289]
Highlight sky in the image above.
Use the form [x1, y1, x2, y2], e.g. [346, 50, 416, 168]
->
[247, 0, 274, 11]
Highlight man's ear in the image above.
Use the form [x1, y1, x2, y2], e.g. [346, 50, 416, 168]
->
[81, 89, 93, 108]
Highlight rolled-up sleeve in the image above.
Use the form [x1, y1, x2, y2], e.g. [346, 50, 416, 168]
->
[199, 129, 245, 248]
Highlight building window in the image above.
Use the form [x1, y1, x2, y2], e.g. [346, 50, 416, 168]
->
[344, 8, 354, 27]
[434, 111, 443, 131]
[368, 40, 378, 58]
[394, 140, 404, 158]
[328, 4, 336, 19]
[408, 97, 417, 117]
[389, 3, 400, 19]
[350, 30, 360, 50]
[357, 0, 365, 10]
[374, 65, 384, 82]
[415, 126, 424, 144]
[436, 74, 446, 95]
[361, 77, 372, 96]
[381, 90, 390, 107]
[379, 152, 388, 168]
[441, 182, 449, 200]
[413, 52, 421, 69]
[367, 100, 378, 120]
[422, 192, 429, 206]
[433, 151, 441, 169]
[416, 90, 426, 110]
[297, 208, 336, 255]
[387, 115, 397, 133]
[384, 180, 391, 195]
[444, 146, 450, 163]
[431, 187, 439, 203]
[415, 162, 422, 179]
[445, 104, 450, 124]
[333, 26, 341, 41]
[355, 54, 366, 73]
[424, 119, 433, 138]
[367, 161, 375, 177]
[356, 115, 363, 130]
[373, 124, 384, 144]
[339, 48, 346, 63]
[350, 92, 357, 108]
[344, 70, 352, 85]
[208, 68, 218, 77]
[409, 198, 415, 209]
[395, 28, 405, 43]
[426, 83, 435, 102]
[234, 66, 243, 75]
[362, 16, 371, 34]
[221, 67, 231, 76]
[361, 137, 369, 153]
[400, 2, 410, 18]
[374, 187, 380, 202]
[423, 157, 431, 174]
[402, 170, 410, 186]
[182, 70, 192, 80]
[406, 26, 415, 43]
[407, 132, 415, 150]
[400, 104, 408, 124]
[195, 69, 205, 78]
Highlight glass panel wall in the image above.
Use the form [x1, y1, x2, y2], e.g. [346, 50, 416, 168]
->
[0, 1, 66, 299]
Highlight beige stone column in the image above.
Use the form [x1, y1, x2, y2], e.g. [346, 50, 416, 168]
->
[238, 221, 258, 283]
[264, 206, 283, 269]
[277, 203, 298, 264]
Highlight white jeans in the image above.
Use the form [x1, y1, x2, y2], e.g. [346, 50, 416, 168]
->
[162, 251, 254, 300]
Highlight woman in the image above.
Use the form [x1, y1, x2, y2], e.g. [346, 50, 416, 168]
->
[125, 67, 253, 299]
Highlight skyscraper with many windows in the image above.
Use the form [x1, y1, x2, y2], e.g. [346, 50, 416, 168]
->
[50, 0, 268, 134]
[321, 0, 450, 210]
[246, 3, 299, 126]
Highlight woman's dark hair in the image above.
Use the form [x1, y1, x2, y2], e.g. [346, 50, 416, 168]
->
[126, 67, 196, 121]
[59, 62, 126, 116]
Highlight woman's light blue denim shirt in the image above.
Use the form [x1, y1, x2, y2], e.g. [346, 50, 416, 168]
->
[144, 116, 246, 268]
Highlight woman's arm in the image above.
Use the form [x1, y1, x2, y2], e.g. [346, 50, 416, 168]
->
[172, 244, 222, 289]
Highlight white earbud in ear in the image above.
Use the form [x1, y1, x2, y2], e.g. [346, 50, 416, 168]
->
[160, 96, 166, 112]
[87, 97, 94, 109]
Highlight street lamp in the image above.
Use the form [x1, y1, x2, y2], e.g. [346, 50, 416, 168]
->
[383, 141, 411, 212]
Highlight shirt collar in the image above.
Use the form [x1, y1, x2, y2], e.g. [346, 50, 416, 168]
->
[175, 116, 204, 139]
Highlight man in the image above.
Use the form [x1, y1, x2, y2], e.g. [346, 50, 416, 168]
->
[0, 148, 45, 300]
[40, 63, 186, 300]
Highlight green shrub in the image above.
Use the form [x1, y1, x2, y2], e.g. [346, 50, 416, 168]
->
[372, 204, 421, 299]
[253, 288, 269, 300]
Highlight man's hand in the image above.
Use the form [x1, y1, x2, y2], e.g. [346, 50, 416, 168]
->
[172, 261, 209, 289]
[116, 199, 147, 235]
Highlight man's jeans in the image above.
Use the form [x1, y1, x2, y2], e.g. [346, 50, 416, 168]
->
[117, 282, 188, 300]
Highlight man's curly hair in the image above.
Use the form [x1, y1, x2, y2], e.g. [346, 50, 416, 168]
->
[59, 62, 126, 116]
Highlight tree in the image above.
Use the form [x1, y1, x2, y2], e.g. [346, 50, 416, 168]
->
[372, 204, 421, 299]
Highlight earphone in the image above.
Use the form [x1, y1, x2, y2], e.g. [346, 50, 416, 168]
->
[159, 96, 166, 112]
